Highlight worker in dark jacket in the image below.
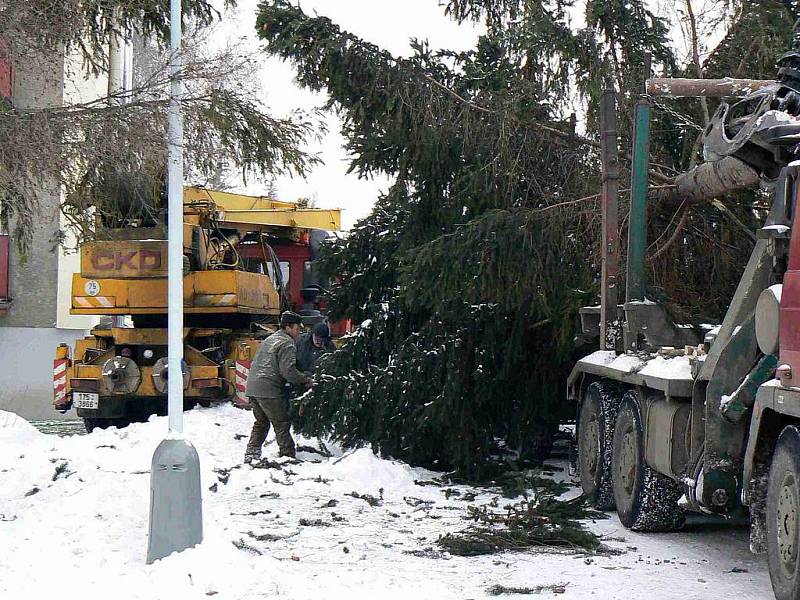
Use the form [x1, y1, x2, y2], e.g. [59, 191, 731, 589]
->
[296, 322, 336, 374]
[244, 311, 312, 462]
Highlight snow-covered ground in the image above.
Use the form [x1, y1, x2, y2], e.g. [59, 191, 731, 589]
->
[0, 406, 774, 599]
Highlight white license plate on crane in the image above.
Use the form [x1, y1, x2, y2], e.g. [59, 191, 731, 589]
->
[73, 392, 99, 409]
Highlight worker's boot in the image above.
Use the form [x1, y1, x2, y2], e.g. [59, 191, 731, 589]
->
[278, 448, 296, 459]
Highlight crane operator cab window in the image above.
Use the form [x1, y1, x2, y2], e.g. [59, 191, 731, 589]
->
[267, 261, 291, 291]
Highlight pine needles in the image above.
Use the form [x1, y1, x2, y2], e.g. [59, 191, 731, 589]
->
[486, 583, 567, 596]
[438, 495, 606, 556]
[260, 0, 790, 478]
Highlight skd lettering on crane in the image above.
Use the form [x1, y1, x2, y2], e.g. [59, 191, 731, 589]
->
[80, 242, 168, 279]
[91, 249, 163, 272]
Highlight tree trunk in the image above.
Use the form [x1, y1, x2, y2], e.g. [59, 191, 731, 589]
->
[646, 78, 774, 98]
[649, 156, 760, 205]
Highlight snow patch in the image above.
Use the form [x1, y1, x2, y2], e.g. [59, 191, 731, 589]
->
[0, 404, 773, 599]
[0, 410, 44, 443]
[319, 447, 420, 497]
[639, 355, 693, 380]
[580, 351, 647, 374]
[627, 297, 657, 305]
[609, 353, 646, 373]
[580, 350, 617, 366]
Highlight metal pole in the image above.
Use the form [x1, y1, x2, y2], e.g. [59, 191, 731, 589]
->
[146, 0, 202, 563]
[599, 89, 620, 351]
[625, 99, 651, 303]
[167, 0, 184, 434]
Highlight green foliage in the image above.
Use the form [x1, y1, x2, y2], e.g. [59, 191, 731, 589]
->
[192, 88, 317, 183]
[301, 292, 581, 476]
[438, 494, 606, 556]
[486, 583, 567, 596]
[315, 187, 411, 323]
[262, 1, 796, 475]
[495, 469, 571, 499]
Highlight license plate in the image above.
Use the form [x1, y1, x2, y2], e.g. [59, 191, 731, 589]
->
[73, 392, 99, 409]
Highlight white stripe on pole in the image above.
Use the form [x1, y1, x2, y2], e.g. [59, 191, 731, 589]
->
[168, 0, 184, 434]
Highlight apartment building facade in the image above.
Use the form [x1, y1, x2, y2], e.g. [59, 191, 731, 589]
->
[0, 49, 104, 420]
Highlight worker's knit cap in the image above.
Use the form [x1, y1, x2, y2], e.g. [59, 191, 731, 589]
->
[312, 322, 331, 340]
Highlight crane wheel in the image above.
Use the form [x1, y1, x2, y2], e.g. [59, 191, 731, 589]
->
[83, 417, 131, 433]
[767, 425, 800, 600]
[83, 418, 102, 433]
[612, 391, 684, 532]
[578, 381, 621, 510]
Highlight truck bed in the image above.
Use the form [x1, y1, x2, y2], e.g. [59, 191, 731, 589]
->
[572, 350, 695, 398]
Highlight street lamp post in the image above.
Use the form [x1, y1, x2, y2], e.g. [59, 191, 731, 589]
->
[146, 0, 203, 564]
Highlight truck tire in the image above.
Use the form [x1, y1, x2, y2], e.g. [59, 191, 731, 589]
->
[767, 425, 800, 600]
[84, 418, 107, 433]
[612, 391, 684, 531]
[578, 381, 621, 510]
[83, 418, 130, 433]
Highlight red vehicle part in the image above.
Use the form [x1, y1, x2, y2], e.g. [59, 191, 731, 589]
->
[238, 237, 351, 336]
[0, 234, 9, 303]
[0, 40, 13, 101]
[234, 359, 251, 407]
[271, 240, 312, 311]
[780, 183, 800, 383]
[53, 358, 69, 408]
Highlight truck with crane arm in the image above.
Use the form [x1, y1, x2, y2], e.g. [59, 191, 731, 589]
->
[52, 186, 342, 432]
[570, 40, 800, 599]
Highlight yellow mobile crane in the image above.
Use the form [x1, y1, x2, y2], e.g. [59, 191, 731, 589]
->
[53, 186, 341, 432]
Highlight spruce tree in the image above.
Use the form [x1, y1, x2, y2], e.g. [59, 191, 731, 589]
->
[257, 0, 795, 476]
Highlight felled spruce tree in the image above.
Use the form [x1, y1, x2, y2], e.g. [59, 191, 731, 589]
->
[257, 0, 791, 476]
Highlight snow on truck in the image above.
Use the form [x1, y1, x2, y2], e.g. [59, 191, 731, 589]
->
[52, 186, 343, 432]
[570, 60, 800, 598]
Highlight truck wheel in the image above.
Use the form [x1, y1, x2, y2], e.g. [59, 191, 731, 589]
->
[612, 391, 684, 532]
[767, 425, 800, 600]
[84, 418, 107, 433]
[83, 418, 130, 433]
[578, 381, 621, 510]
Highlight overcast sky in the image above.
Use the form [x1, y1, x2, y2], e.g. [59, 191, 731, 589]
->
[219, 1, 481, 230]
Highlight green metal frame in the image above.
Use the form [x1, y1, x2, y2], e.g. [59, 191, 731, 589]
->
[625, 100, 651, 302]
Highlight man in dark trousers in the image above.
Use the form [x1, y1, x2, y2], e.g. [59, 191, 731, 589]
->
[244, 311, 312, 462]
[296, 321, 336, 375]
